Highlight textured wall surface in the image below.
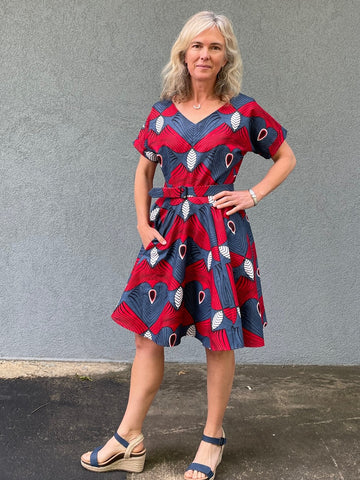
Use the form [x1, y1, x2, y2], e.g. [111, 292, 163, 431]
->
[1, 0, 359, 365]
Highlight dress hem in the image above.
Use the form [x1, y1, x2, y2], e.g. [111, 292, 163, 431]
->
[111, 314, 265, 351]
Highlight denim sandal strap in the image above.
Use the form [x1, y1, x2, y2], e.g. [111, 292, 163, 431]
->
[202, 434, 226, 446]
[89, 446, 102, 467]
[89, 433, 129, 467]
[114, 431, 129, 448]
[186, 462, 214, 479]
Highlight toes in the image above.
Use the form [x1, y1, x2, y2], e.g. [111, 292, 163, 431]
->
[194, 472, 206, 480]
[81, 452, 91, 463]
[185, 471, 206, 480]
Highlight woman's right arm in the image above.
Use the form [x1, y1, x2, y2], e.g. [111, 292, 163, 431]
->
[134, 155, 167, 248]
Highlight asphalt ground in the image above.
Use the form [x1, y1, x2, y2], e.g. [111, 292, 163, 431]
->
[0, 364, 359, 480]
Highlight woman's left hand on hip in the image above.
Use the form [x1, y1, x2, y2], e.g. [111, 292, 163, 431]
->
[213, 190, 255, 215]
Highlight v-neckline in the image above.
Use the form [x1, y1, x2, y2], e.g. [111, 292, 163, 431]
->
[172, 101, 227, 126]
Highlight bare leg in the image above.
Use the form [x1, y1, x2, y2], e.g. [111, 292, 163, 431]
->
[184, 349, 235, 480]
[81, 334, 164, 464]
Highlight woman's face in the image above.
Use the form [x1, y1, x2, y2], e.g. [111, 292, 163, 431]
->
[184, 27, 227, 84]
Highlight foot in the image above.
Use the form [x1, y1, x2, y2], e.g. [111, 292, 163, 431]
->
[184, 429, 224, 480]
[81, 431, 145, 466]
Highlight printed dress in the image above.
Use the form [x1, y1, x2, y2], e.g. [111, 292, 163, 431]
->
[112, 94, 287, 350]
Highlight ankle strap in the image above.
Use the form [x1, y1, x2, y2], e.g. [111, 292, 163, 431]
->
[114, 432, 145, 459]
[114, 431, 129, 448]
[202, 433, 226, 446]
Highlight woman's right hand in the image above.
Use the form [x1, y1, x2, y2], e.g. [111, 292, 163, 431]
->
[137, 223, 167, 249]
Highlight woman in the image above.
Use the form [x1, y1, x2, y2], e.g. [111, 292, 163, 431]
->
[81, 11, 296, 480]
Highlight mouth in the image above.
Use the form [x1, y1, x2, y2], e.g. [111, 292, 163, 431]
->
[196, 65, 211, 69]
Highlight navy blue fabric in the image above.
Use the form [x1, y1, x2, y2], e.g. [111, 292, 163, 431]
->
[202, 433, 226, 446]
[114, 431, 129, 448]
[89, 446, 102, 467]
[186, 462, 214, 479]
[89, 432, 128, 467]
[149, 184, 234, 198]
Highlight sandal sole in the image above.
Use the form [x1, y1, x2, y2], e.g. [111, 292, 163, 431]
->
[81, 452, 146, 473]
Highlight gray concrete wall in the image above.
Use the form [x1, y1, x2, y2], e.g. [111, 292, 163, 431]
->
[1, 0, 359, 365]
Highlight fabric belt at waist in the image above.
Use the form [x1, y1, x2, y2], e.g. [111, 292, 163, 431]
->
[149, 184, 234, 199]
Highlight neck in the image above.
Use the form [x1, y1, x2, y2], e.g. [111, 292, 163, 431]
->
[191, 80, 217, 105]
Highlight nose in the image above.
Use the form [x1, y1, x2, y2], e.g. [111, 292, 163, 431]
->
[200, 47, 209, 60]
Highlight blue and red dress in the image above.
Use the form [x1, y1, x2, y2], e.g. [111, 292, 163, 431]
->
[112, 94, 287, 350]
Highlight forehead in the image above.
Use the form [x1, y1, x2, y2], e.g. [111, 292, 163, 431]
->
[190, 27, 225, 45]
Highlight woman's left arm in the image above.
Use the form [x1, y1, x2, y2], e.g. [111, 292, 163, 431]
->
[213, 141, 296, 215]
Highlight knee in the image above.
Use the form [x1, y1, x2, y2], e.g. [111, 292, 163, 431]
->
[206, 348, 235, 364]
[207, 348, 234, 358]
[135, 334, 164, 357]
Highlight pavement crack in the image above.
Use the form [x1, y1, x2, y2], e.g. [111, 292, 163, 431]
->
[30, 402, 49, 414]
[317, 433, 345, 480]
[298, 416, 360, 426]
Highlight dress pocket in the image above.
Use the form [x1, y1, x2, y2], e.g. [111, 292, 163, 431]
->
[144, 238, 159, 250]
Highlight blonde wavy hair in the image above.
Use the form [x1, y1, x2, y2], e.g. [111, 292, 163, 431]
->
[161, 11, 243, 103]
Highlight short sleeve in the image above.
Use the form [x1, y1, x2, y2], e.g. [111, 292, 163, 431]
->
[249, 101, 287, 159]
[133, 109, 159, 163]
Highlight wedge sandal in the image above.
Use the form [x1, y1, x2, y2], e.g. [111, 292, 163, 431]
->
[81, 431, 146, 473]
[184, 429, 226, 480]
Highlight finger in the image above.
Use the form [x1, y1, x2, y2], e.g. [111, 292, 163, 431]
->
[213, 190, 233, 201]
[213, 191, 224, 201]
[154, 232, 167, 245]
[214, 196, 233, 207]
[215, 199, 237, 209]
[225, 205, 241, 216]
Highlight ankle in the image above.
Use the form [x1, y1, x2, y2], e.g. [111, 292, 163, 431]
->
[203, 425, 223, 438]
[116, 427, 143, 441]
